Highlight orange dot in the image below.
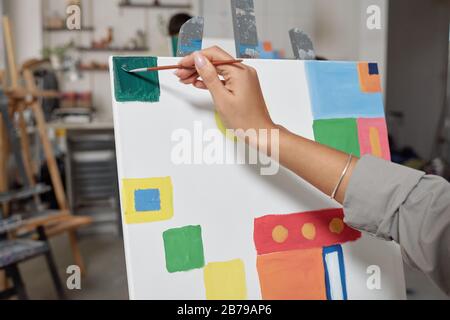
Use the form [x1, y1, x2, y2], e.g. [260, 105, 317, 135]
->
[329, 218, 345, 234]
[301, 223, 316, 240]
[272, 225, 289, 243]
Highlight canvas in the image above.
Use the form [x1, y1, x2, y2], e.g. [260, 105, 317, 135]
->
[109, 57, 406, 300]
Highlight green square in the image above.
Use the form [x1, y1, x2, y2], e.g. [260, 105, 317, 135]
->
[113, 56, 160, 102]
[313, 118, 361, 157]
[163, 225, 205, 273]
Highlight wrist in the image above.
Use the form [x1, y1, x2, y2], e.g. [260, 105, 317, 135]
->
[254, 123, 283, 157]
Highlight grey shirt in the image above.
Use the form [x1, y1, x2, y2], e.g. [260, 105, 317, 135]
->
[343, 155, 450, 296]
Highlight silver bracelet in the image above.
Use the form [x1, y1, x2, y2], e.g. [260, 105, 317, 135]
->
[330, 154, 353, 200]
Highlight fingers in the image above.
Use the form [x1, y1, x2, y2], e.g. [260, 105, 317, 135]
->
[193, 79, 226, 90]
[200, 46, 235, 60]
[176, 46, 245, 84]
[177, 65, 234, 82]
[193, 80, 207, 90]
[192, 51, 229, 99]
[178, 46, 240, 78]
[175, 68, 197, 81]
[179, 73, 199, 85]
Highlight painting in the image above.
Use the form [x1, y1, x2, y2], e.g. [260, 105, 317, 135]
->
[163, 225, 205, 273]
[305, 61, 384, 120]
[307, 61, 391, 161]
[204, 259, 247, 300]
[112, 56, 160, 103]
[121, 177, 173, 225]
[254, 208, 360, 300]
[313, 119, 361, 157]
[110, 57, 405, 299]
[357, 118, 391, 160]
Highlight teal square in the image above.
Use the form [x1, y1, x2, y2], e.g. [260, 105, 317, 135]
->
[113, 56, 160, 102]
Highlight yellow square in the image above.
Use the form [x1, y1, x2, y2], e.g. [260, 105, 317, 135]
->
[121, 177, 173, 224]
[203, 259, 247, 300]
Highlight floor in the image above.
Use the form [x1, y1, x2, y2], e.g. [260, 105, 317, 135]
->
[404, 264, 449, 300]
[18, 234, 129, 300]
[15, 234, 449, 300]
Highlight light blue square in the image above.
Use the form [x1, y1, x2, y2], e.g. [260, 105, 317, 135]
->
[134, 189, 161, 212]
[305, 61, 385, 120]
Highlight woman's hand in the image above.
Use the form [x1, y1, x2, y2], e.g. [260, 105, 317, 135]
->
[175, 46, 358, 204]
[175, 46, 276, 133]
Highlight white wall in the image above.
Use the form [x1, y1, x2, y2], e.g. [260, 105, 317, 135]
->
[357, 0, 388, 91]
[4, 0, 389, 119]
[385, 0, 450, 159]
[313, 0, 360, 60]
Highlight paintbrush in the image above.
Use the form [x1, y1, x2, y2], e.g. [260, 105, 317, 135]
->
[121, 59, 243, 73]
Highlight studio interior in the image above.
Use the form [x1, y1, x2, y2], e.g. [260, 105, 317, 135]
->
[0, 0, 449, 301]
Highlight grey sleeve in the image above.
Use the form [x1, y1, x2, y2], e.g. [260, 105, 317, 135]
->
[343, 155, 450, 296]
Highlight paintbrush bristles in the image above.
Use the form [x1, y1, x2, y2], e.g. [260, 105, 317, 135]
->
[123, 67, 148, 73]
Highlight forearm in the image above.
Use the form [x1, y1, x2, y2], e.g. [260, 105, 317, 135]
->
[177, 50, 356, 204]
[273, 127, 358, 204]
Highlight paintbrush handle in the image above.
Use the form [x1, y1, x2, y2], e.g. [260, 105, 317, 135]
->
[210, 59, 244, 67]
[145, 59, 243, 72]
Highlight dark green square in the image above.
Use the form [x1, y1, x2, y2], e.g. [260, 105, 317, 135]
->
[113, 56, 160, 102]
[313, 118, 361, 157]
[162, 225, 205, 273]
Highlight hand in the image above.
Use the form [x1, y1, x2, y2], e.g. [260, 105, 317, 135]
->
[175, 46, 276, 133]
[175, 47, 357, 204]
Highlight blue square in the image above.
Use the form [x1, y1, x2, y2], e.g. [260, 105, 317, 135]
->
[134, 189, 161, 212]
[368, 63, 379, 75]
[305, 61, 385, 120]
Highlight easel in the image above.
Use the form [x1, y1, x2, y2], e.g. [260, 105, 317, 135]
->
[0, 70, 8, 211]
[0, 90, 65, 299]
[0, 70, 9, 292]
[230, 1, 315, 60]
[1, 16, 92, 275]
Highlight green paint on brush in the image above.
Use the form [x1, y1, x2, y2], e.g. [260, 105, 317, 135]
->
[313, 118, 361, 157]
[113, 56, 160, 102]
[163, 225, 205, 273]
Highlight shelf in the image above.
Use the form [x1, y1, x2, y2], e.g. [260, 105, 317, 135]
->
[76, 46, 149, 52]
[44, 26, 95, 32]
[118, 2, 191, 9]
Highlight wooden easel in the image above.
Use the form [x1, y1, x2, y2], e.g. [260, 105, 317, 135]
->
[0, 70, 9, 212]
[1, 16, 92, 274]
[0, 70, 9, 292]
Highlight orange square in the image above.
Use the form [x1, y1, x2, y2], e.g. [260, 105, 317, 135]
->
[256, 248, 327, 300]
[357, 62, 381, 93]
[263, 41, 273, 52]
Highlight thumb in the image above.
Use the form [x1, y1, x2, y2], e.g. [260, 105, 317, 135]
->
[193, 52, 228, 99]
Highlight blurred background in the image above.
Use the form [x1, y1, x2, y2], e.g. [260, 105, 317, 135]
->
[0, 0, 448, 300]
